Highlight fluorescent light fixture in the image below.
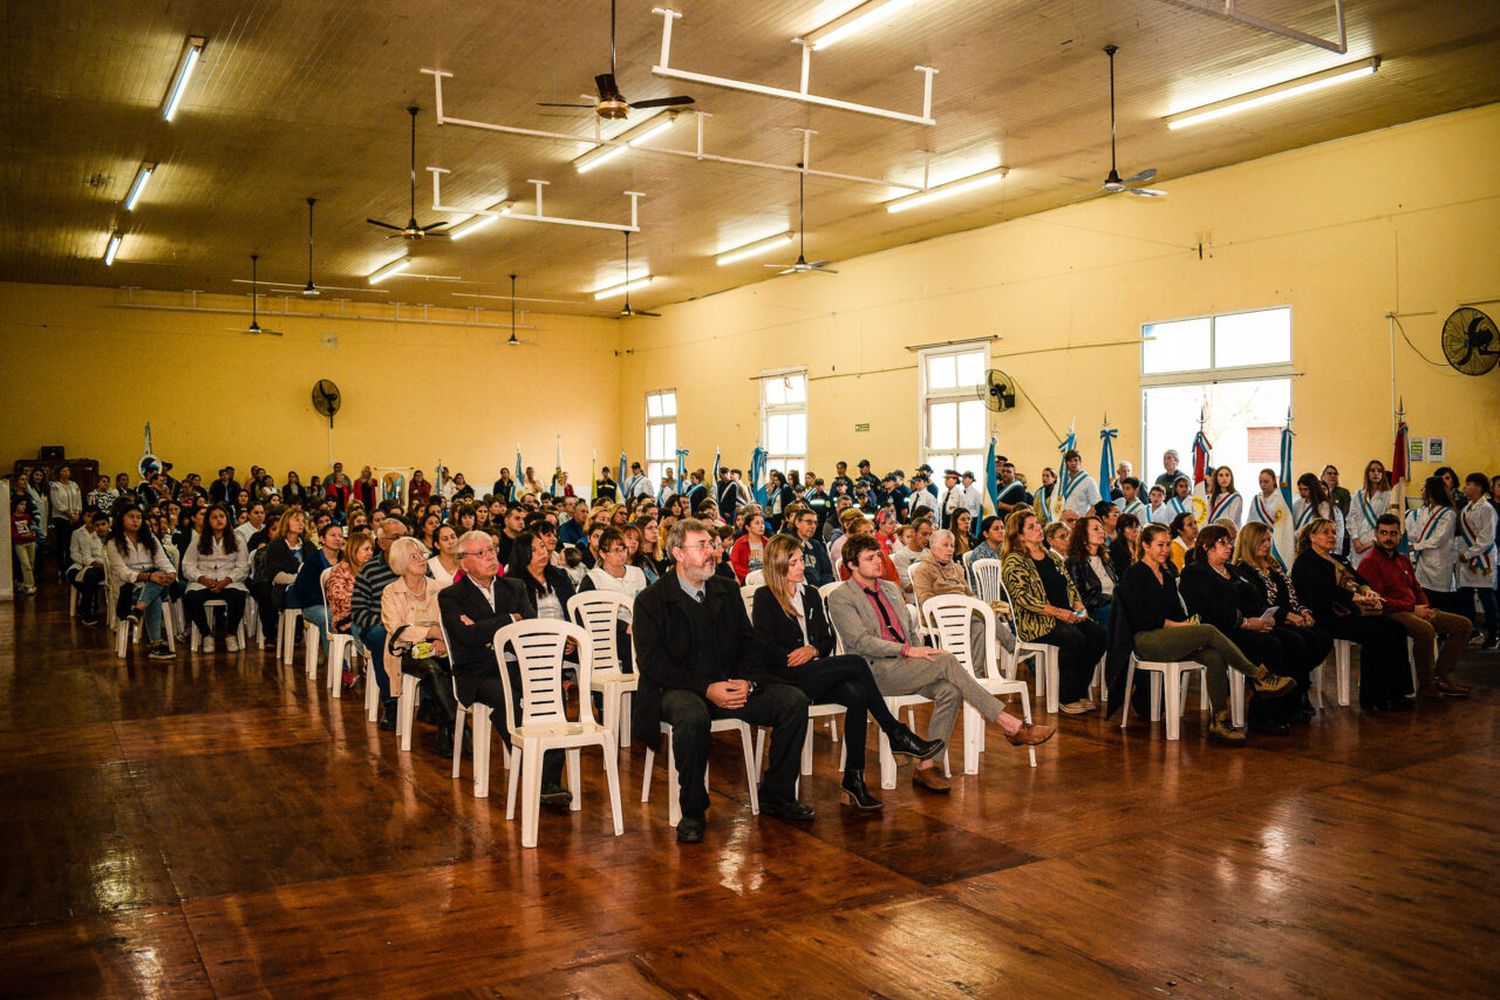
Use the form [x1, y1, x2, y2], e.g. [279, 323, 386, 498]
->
[162, 36, 206, 122]
[102, 231, 123, 266]
[123, 161, 157, 211]
[802, 0, 920, 51]
[367, 255, 411, 285]
[593, 275, 653, 300]
[448, 200, 514, 240]
[1165, 56, 1380, 130]
[884, 166, 1007, 214]
[574, 111, 679, 174]
[716, 231, 794, 266]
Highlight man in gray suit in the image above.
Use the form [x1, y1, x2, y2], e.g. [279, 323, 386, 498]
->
[826, 534, 1054, 793]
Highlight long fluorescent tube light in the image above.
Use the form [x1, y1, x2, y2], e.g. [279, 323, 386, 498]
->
[716, 231, 794, 266]
[448, 200, 514, 240]
[123, 162, 157, 211]
[574, 112, 679, 174]
[802, 0, 920, 51]
[884, 166, 1007, 214]
[1165, 56, 1380, 130]
[367, 256, 411, 285]
[102, 232, 123, 266]
[162, 36, 206, 122]
[593, 276, 653, 300]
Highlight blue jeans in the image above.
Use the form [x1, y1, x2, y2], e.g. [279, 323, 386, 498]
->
[353, 622, 390, 701]
[118, 580, 167, 642]
[301, 604, 330, 647]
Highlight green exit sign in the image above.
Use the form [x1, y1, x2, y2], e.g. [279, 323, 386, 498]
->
[854, 423, 870, 433]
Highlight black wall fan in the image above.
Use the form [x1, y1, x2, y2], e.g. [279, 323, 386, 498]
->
[1442, 306, 1499, 375]
[539, 0, 694, 119]
[367, 107, 449, 240]
[312, 379, 342, 428]
[984, 369, 1017, 412]
[1101, 46, 1165, 198]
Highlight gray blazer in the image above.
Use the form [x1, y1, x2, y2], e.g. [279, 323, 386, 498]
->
[826, 578, 915, 670]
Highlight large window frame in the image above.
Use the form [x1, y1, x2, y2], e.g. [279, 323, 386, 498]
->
[919, 342, 989, 478]
[760, 368, 808, 479]
[644, 389, 677, 489]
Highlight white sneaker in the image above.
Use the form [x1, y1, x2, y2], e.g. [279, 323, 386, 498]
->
[202, 636, 215, 654]
[225, 636, 240, 653]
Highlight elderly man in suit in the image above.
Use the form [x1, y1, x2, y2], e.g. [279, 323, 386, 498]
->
[826, 534, 1054, 794]
[632, 518, 812, 843]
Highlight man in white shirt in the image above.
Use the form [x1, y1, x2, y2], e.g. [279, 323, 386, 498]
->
[907, 473, 938, 521]
[1057, 449, 1102, 519]
[943, 471, 982, 526]
[49, 466, 84, 562]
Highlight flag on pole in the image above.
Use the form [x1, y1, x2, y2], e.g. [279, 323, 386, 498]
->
[711, 445, 721, 488]
[1191, 431, 1212, 488]
[750, 446, 768, 505]
[675, 448, 689, 496]
[1057, 420, 1076, 457]
[618, 447, 630, 501]
[551, 436, 564, 497]
[1267, 410, 1297, 569]
[590, 450, 597, 502]
[1099, 421, 1118, 499]
[1391, 404, 1409, 509]
[984, 436, 1000, 517]
[514, 443, 523, 495]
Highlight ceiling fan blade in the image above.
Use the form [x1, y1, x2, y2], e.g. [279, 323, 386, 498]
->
[537, 102, 596, 108]
[634, 308, 662, 317]
[1102, 181, 1126, 193]
[631, 95, 694, 109]
[1121, 167, 1157, 184]
[367, 218, 404, 230]
[810, 267, 839, 275]
[1126, 186, 1168, 197]
[764, 262, 795, 269]
[808, 260, 833, 268]
[595, 73, 620, 99]
[420, 221, 449, 230]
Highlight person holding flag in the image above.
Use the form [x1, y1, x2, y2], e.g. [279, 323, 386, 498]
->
[1247, 469, 1295, 570]
[1056, 449, 1102, 519]
[1046, 422, 1078, 522]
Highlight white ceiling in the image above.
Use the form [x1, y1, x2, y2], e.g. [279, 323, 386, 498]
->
[3, 0, 1499, 315]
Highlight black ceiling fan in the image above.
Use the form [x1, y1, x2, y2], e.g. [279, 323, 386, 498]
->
[538, 0, 694, 120]
[302, 196, 320, 296]
[766, 166, 837, 275]
[617, 231, 659, 318]
[367, 106, 449, 239]
[227, 254, 283, 336]
[1101, 45, 1166, 198]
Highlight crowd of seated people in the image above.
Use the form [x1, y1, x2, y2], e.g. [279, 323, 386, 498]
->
[9, 452, 1497, 835]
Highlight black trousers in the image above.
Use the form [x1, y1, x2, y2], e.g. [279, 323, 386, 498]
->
[783, 654, 903, 767]
[1226, 627, 1302, 724]
[1326, 614, 1411, 707]
[1032, 619, 1109, 703]
[459, 672, 564, 786]
[67, 566, 104, 616]
[181, 588, 246, 636]
[659, 683, 810, 821]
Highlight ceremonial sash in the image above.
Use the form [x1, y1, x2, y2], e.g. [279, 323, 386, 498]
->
[1060, 472, 1087, 504]
[1356, 491, 1383, 532]
[1167, 496, 1188, 516]
[1410, 508, 1448, 568]
[1294, 502, 1317, 530]
[1458, 507, 1495, 573]
[1251, 494, 1277, 525]
[1119, 498, 1146, 519]
[1208, 492, 1238, 523]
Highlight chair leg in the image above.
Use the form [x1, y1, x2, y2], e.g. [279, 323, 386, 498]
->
[398, 674, 419, 752]
[1120, 661, 1137, 729]
[1309, 664, 1324, 708]
[666, 739, 681, 828]
[619, 691, 633, 748]
[738, 726, 760, 815]
[1019, 688, 1037, 768]
[1149, 673, 1163, 722]
[365, 661, 379, 722]
[1044, 652, 1060, 714]
[753, 728, 766, 776]
[474, 708, 492, 799]
[641, 746, 656, 804]
[962, 704, 981, 775]
[800, 724, 813, 776]
[828, 716, 839, 743]
[1164, 669, 1182, 741]
[518, 744, 541, 848]
[304, 623, 318, 680]
[601, 734, 624, 836]
[1335, 643, 1351, 707]
[567, 749, 582, 812]
[878, 699, 898, 790]
[504, 742, 521, 818]
[452, 704, 468, 780]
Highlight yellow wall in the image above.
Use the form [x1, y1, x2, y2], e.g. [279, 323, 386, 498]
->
[618, 104, 1500, 484]
[0, 283, 621, 486]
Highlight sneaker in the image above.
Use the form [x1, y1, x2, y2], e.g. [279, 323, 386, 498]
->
[1250, 667, 1296, 696]
[148, 643, 175, 660]
[201, 637, 215, 654]
[225, 636, 240, 653]
[1208, 711, 1246, 746]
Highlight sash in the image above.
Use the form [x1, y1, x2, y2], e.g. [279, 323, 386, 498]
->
[1356, 490, 1382, 531]
[1119, 498, 1146, 519]
[1409, 508, 1448, 569]
[1059, 471, 1087, 503]
[1250, 493, 1277, 525]
[1458, 507, 1494, 573]
[1167, 496, 1188, 516]
[1208, 492, 1239, 523]
[1294, 502, 1317, 530]
[1034, 486, 1053, 522]
[996, 481, 1025, 505]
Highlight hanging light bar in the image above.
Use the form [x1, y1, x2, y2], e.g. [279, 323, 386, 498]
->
[162, 36, 207, 122]
[448, 199, 514, 240]
[884, 166, 1007, 214]
[593, 276, 653, 300]
[102, 232, 123, 266]
[715, 231, 794, 266]
[367, 255, 411, 285]
[574, 111, 680, 174]
[122, 162, 157, 211]
[1165, 56, 1379, 130]
[802, 0, 922, 51]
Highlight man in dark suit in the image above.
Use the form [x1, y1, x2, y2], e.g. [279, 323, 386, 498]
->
[438, 529, 570, 805]
[209, 467, 240, 505]
[632, 518, 813, 843]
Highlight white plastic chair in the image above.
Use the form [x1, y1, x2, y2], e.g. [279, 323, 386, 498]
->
[568, 591, 640, 751]
[998, 577, 1062, 711]
[440, 619, 510, 797]
[642, 719, 760, 828]
[113, 582, 177, 658]
[276, 607, 303, 664]
[744, 569, 765, 589]
[495, 619, 623, 848]
[188, 596, 249, 652]
[317, 567, 361, 699]
[1119, 653, 1207, 740]
[740, 584, 759, 619]
[969, 557, 1004, 603]
[923, 595, 1037, 770]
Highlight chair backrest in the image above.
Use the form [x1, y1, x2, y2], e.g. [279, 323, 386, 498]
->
[567, 590, 632, 673]
[318, 565, 333, 606]
[493, 618, 594, 732]
[744, 569, 765, 589]
[970, 558, 1003, 603]
[818, 580, 846, 654]
[922, 593, 995, 680]
[740, 584, 759, 619]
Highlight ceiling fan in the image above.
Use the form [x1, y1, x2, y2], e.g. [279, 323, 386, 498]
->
[366, 106, 450, 239]
[767, 166, 837, 275]
[538, 0, 694, 120]
[1101, 45, 1166, 198]
[616, 231, 659, 318]
[504, 273, 538, 345]
[228, 254, 283, 336]
[302, 196, 321, 296]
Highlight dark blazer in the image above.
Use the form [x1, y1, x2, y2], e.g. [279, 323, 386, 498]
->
[631, 571, 778, 751]
[751, 584, 835, 681]
[437, 574, 534, 704]
[1066, 553, 1118, 615]
[1178, 560, 1257, 634]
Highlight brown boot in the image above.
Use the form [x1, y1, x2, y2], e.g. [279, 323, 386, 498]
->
[1208, 710, 1246, 747]
[911, 765, 951, 793]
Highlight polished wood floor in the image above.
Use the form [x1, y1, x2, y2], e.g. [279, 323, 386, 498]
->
[3, 573, 1498, 998]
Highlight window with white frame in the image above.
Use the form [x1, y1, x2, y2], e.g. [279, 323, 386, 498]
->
[920, 344, 988, 478]
[1141, 306, 1293, 493]
[644, 389, 677, 488]
[760, 370, 808, 479]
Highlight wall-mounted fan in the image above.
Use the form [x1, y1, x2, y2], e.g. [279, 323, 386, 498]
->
[312, 378, 342, 428]
[1441, 307, 1499, 375]
[984, 369, 1017, 412]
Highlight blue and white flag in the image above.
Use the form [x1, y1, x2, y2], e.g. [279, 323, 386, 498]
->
[618, 448, 630, 500]
[675, 448, 689, 495]
[984, 436, 999, 516]
[514, 443, 523, 489]
[750, 446, 768, 505]
[711, 445, 721, 488]
[1057, 419, 1076, 457]
[1099, 422, 1117, 496]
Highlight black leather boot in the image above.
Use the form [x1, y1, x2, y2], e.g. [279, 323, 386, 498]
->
[377, 699, 398, 732]
[839, 769, 883, 811]
[886, 726, 945, 762]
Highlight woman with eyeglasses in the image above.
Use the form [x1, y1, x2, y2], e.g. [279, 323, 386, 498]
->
[578, 527, 650, 672]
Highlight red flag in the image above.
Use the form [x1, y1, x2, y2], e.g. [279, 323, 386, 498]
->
[1391, 420, 1409, 487]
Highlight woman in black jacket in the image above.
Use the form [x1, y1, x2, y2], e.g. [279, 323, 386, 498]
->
[506, 531, 576, 624]
[260, 507, 308, 641]
[1290, 517, 1410, 711]
[1064, 514, 1118, 632]
[1109, 513, 1141, 579]
[1231, 521, 1332, 717]
[1178, 526, 1303, 733]
[752, 535, 942, 811]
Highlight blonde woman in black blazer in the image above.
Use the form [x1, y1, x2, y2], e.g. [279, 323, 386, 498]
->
[752, 534, 942, 811]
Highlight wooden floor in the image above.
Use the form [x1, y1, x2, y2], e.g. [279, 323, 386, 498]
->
[3, 576, 1499, 999]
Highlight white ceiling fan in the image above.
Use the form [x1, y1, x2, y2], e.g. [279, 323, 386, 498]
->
[766, 166, 837, 275]
[1101, 45, 1166, 198]
[226, 254, 283, 336]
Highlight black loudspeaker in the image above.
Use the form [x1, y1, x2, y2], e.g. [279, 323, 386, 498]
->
[39, 446, 64, 460]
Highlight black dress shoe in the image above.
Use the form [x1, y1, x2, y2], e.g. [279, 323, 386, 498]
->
[377, 701, 398, 732]
[540, 783, 573, 808]
[1249, 718, 1291, 736]
[677, 816, 706, 843]
[839, 769, 883, 811]
[761, 797, 816, 822]
[886, 727, 945, 763]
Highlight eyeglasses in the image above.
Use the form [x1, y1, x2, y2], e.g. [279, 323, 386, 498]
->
[462, 547, 497, 558]
[678, 542, 715, 552]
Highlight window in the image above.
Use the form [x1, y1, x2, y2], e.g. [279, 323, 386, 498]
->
[644, 389, 677, 487]
[920, 344, 988, 478]
[760, 370, 808, 479]
[1141, 307, 1292, 492]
